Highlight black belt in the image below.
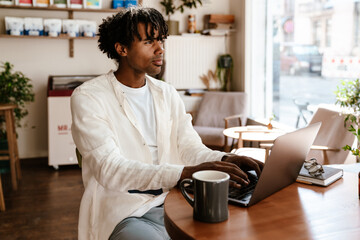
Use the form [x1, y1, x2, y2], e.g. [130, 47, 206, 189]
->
[128, 189, 163, 196]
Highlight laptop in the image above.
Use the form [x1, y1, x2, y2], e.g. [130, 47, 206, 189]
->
[228, 122, 321, 207]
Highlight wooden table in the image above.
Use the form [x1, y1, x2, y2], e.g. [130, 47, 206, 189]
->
[164, 172, 360, 240]
[223, 126, 286, 148]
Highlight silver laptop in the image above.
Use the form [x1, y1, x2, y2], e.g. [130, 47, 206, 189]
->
[229, 122, 321, 207]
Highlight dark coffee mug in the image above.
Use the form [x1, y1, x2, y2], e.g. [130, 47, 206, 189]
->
[180, 170, 229, 223]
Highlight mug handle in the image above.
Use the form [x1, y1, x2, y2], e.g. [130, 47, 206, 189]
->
[180, 179, 194, 207]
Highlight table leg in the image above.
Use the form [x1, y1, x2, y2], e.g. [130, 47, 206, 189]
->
[237, 132, 243, 148]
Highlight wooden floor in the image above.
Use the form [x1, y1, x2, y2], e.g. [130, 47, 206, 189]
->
[0, 158, 83, 239]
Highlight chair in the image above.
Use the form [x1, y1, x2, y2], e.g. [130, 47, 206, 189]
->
[305, 107, 356, 165]
[192, 91, 247, 151]
[75, 148, 82, 168]
[0, 104, 21, 191]
[259, 107, 356, 165]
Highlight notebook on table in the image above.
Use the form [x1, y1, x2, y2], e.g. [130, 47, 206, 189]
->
[228, 122, 321, 207]
[296, 165, 343, 186]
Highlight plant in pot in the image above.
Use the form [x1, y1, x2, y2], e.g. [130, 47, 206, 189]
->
[334, 78, 360, 162]
[160, 0, 203, 35]
[0, 61, 35, 160]
[215, 54, 233, 91]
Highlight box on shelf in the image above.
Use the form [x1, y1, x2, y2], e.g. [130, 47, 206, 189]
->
[53, 0, 67, 8]
[24, 17, 44, 36]
[78, 20, 96, 37]
[62, 19, 79, 37]
[124, 0, 136, 8]
[112, 0, 124, 9]
[67, 0, 82, 8]
[203, 14, 235, 36]
[33, 0, 49, 7]
[16, 0, 32, 6]
[84, 0, 101, 9]
[5, 17, 24, 36]
[44, 19, 62, 37]
[0, 0, 14, 5]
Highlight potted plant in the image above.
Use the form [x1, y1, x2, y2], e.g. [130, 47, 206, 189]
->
[335, 78, 360, 162]
[0, 61, 35, 143]
[215, 54, 233, 91]
[267, 113, 276, 130]
[160, 0, 203, 35]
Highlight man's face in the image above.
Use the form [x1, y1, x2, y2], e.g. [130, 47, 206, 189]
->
[124, 23, 164, 76]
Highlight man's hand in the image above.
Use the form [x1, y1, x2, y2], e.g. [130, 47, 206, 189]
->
[222, 154, 264, 178]
[178, 155, 264, 189]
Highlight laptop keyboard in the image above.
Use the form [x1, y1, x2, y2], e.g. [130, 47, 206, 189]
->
[228, 172, 258, 200]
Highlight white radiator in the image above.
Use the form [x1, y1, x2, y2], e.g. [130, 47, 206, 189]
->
[164, 35, 226, 90]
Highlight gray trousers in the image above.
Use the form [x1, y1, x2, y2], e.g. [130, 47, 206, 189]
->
[109, 205, 171, 240]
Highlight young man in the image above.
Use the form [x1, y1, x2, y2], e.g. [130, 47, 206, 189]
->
[71, 7, 264, 240]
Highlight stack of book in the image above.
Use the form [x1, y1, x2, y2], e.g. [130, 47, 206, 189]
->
[296, 164, 343, 186]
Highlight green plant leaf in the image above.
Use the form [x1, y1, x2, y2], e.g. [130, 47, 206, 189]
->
[335, 78, 360, 157]
[0, 61, 35, 134]
[343, 145, 351, 151]
[161, 0, 203, 17]
[348, 125, 356, 132]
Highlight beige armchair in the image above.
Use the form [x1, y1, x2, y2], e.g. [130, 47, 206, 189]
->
[306, 107, 356, 165]
[192, 91, 248, 151]
[259, 107, 356, 164]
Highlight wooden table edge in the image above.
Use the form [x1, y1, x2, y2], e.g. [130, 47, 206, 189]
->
[164, 207, 195, 240]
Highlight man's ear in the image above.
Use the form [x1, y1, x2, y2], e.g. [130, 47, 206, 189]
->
[115, 43, 127, 56]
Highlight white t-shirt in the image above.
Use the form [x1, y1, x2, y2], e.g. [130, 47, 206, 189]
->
[118, 79, 159, 165]
[118, 79, 165, 217]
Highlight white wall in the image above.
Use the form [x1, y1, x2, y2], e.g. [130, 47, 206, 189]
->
[0, 0, 242, 158]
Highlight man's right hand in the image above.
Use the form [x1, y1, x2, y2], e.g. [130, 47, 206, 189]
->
[178, 160, 253, 189]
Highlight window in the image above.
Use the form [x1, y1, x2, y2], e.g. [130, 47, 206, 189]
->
[313, 20, 322, 47]
[246, 0, 360, 128]
[326, 18, 332, 47]
[355, 2, 360, 47]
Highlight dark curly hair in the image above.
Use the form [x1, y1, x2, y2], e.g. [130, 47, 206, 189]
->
[98, 7, 168, 62]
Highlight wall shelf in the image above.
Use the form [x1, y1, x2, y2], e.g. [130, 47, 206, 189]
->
[0, 5, 121, 13]
[0, 34, 97, 40]
[0, 5, 120, 57]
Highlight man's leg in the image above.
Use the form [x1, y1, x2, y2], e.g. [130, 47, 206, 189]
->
[109, 206, 170, 240]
